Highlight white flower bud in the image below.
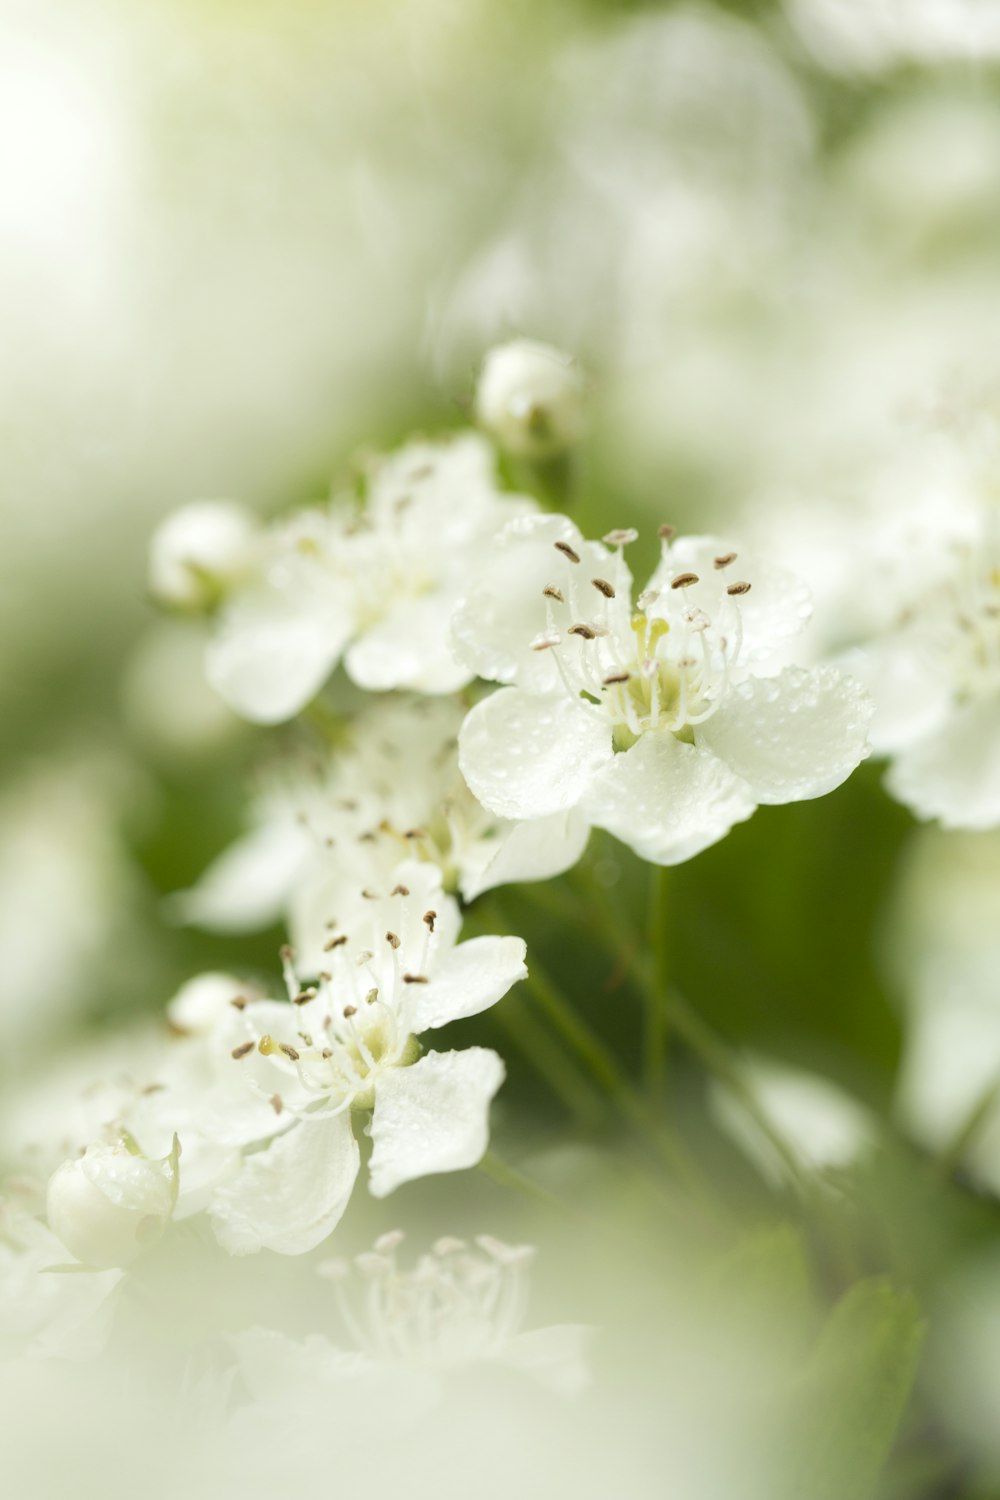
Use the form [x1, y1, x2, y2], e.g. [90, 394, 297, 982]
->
[46, 1142, 177, 1269]
[166, 971, 258, 1035]
[475, 339, 585, 458]
[149, 501, 256, 610]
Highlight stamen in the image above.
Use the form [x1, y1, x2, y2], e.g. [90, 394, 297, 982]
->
[603, 671, 631, 685]
[554, 540, 581, 563]
[658, 524, 676, 541]
[279, 1043, 300, 1062]
[531, 632, 561, 651]
[403, 973, 429, 984]
[385, 932, 401, 949]
[714, 552, 737, 569]
[671, 572, 699, 589]
[391, 884, 410, 897]
[231, 1041, 254, 1060]
[727, 581, 751, 596]
[293, 988, 318, 1005]
[343, 1005, 357, 1018]
[229, 996, 247, 1011]
[324, 934, 348, 951]
[591, 578, 616, 599]
[423, 911, 436, 932]
[569, 623, 598, 639]
[603, 528, 638, 546]
[542, 585, 564, 602]
[270, 1094, 283, 1114]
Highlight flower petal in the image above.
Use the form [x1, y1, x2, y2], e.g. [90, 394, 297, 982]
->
[697, 666, 872, 804]
[367, 1047, 504, 1198]
[459, 808, 591, 901]
[583, 731, 756, 864]
[210, 1112, 359, 1256]
[451, 512, 620, 693]
[345, 596, 472, 696]
[206, 561, 353, 724]
[167, 819, 313, 932]
[886, 695, 1000, 830]
[459, 687, 611, 820]
[405, 935, 527, 1033]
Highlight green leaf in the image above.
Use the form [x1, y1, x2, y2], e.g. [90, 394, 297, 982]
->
[775, 1279, 925, 1500]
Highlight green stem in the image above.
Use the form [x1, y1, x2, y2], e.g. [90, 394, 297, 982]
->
[934, 1068, 1000, 1181]
[478, 1150, 579, 1219]
[494, 997, 610, 1130]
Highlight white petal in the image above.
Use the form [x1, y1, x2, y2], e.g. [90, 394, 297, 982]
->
[206, 562, 353, 724]
[345, 596, 472, 695]
[887, 695, 1000, 830]
[450, 512, 620, 693]
[367, 1047, 504, 1197]
[841, 640, 952, 753]
[647, 536, 813, 666]
[459, 808, 591, 901]
[406, 935, 527, 1032]
[500, 1325, 592, 1395]
[459, 688, 612, 820]
[210, 1112, 359, 1256]
[167, 819, 313, 932]
[697, 666, 872, 805]
[583, 731, 756, 865]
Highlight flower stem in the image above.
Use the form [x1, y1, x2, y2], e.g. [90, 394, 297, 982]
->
[478, 1150, 580, 1219]
[644, 863, 670, 1098]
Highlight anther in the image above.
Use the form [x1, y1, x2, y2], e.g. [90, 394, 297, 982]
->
[360, 889, 379, 901]
[365, 988, 379, 1005]
[603, 672, 631, 685]
[386, 932, 401, 949]
[542, 584, 564, 602]
[726, 581, 751, 596]
[229, 996, 247, 1010]
[279, 1043, 300, 1061]
[554, 540, 581, 563]
[293, 988, 318, 1004]
[321, 1048, 334, 1059]
[591, 578, 616, 599]
[658, 524, 676, 541]
[569, 623, 597, 639]
[279, 944, 294, 961]
[343, 1005, 357, 1018]
[603, 528, 638, 546]
[671, 572, 699, 589]
[391, 884, 410, 897]
[531, 632, 561, 652]
[324, 935, 348, 951]
[231, 1041, 254, 1060]
[423, 911, 436, 931]
[403, 973, 429, 984]
[714, 552, 737, 569]
[270, 1094, 283, 1115]
[403, 828, 425, 840]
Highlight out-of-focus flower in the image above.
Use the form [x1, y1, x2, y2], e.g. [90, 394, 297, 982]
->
[0, 1194, 122, 1360]
[457, 515, 871, 864]
[45, 1137, 179, 1270]
[475, 339, 585, 458]
[208, 863, 523, 1254]
[710, 1057, 875, 1189]
[230, 1229, 587, 1416]
[195, 434, 535, 723]
[847, 504, 1000, 829]
[168, 697, 589, 964]
[788, 0, 1000, 74]
[148, 501, 258, 611]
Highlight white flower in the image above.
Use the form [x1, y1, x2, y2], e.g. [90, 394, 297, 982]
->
[201, 434, 536, 723]
[456, 515, 872, 865]
[45, 1138, 179, 1270]
[168, 696, 589, 964]
[846, 509, 1000, 830]
[710, 1058, 874, 1189]
[209, 863, 525, 1255]
[0, 1194, 122, 1359]
[228, 1230, 587, 1428]
[148, 501, 257, 610]
[475, 339, 585, 458]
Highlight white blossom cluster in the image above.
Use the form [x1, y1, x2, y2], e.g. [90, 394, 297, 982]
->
[1, 339, 884, 1370]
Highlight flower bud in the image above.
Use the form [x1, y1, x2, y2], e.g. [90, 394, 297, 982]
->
[475, 339, 585, 458]
[149, 501, 256, 610]
[167, 971, 258, 1035]
[46, 1141, 177, 1269]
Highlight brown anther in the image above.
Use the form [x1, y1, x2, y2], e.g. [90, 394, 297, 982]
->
[342, 1004, 357, 1019]
[603, 672, 631, 686]
[293, 988, 318, 1005]
[229, 995, 247, 1011]
[569, 623, 597, 639]
[403, 828, 426, 840]
[231, 1041, 254, 1060]
[324, 934, 348, 951]
[713, 552, 737, 569]
[658, 524, 676, 541]
[321, 1048, 334, 1059]
[357, 831, 377, 844]
[554, 540, 581, 563]
[319, 971, 332, 983]
[423, 910, 436, 931]
[279, 944, 294, 961]
[531, 635, 560, 652]
[403, 973, 429, 984]
[141, 1082, 166, 1096]
[591, 578, 616, 599]
[279, 1043, 300, 1062]
[385, 931, 401, 949]
[542, 585, 564, 602]
[360, 889, 379, 901]
[671, 572, 699, 589]
[391, 884, 410, 897]
[270, 1094, 284, 1115]
[603, 528, 638, 546]
[365, 988, 379, 1005]
[726, 581, 751, 596]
